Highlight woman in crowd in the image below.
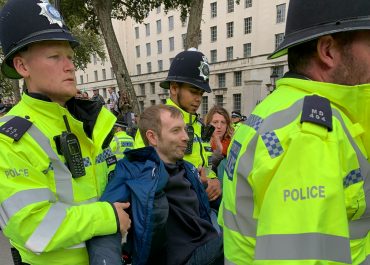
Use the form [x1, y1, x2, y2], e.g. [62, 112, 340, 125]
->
[205, 105, 234, 179]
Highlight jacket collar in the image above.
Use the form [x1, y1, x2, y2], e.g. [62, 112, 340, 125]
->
[279, 77, 370, 155]
[166, 98, 198, 125]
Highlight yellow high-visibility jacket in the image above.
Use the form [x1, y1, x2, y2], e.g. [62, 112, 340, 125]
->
[0, 94, 118, 265]
[219, 77, 370, 265]
[134, 98, 216, 178]
[110, 130, 134, 161]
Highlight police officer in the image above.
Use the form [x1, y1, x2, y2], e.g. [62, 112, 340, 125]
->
[135, 48, 222, 202]
[220, 0, 370, 264]
[0, 0, 130, 264]
[230, 110, 243, 131]
[110, 115, 134, 161]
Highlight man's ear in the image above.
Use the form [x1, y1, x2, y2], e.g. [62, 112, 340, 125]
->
[316, 35, 340, 69]
[169, 82, 179, 97]
[12, 56, 29, 78]
[146, 129, 158, 146]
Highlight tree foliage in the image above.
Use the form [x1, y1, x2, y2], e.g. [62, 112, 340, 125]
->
[59, 0, 199, 114]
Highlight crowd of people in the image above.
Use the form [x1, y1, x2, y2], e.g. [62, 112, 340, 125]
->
[1, 0, 370, 264]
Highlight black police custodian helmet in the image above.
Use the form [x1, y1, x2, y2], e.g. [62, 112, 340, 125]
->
[160, 48, 211, 93]
[269, 0, 370, 59]
[0, 0, 79, 79]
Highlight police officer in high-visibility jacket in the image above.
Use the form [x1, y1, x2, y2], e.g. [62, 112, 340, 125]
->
[135, 48, 222, 202]
[219, 0, 370, 264]
[0, 0, 131, 264]
[110, 116, 134, 161]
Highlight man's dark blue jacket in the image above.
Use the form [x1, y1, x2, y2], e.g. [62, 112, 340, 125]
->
[87, 146, 214, 265]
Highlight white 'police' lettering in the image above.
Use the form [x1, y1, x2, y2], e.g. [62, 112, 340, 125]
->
[283, 186, 325, 202]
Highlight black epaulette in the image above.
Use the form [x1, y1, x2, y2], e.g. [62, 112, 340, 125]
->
[0, 116, 32, 141]
[300, 95, 332, 131]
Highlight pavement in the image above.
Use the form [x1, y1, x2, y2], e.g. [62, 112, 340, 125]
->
[0, 231, 13, 265]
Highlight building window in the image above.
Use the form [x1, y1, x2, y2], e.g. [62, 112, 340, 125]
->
[271, 65, 284, 77]
[210, 49, 217, 63]
[233, 94, 241, 112]
[181, 17, 187, 27]
[156, 6, 161, 13]
[160, 99, 166, 104]
[158, 60, 163, 71]
[218, 73, 226, 88]
[136, 64, 141, 75]
[276, 4, 286, 23]
[150, 82, 155, 94]
[169, 37, 175, 51]
[93, 54, 97, 65]
[227, 0, 234, 13]
[210, 26, 217, 42]
[245, 0, 252, 8]
[244, 17, 252, 34]
[102, 69, 106, 80]
[139, 101, 145, 112]
[157, 40, 162, 54]
[182, 33, 187, 49]
[147, 62, 152, 73]
[244, 43, 251, 58]
[216, 95, 224, 106]
[86, 74, 88, 83]
[145, 23, 150, 36]
[226, 46, 233, 61]
[140, 84, 145, 95]
[135, 45, 140, 58]
[103, 88, 107, 98]
[146, 43, 151, 56]
[169, 58, 174, 65]
[111, 67, 115, 79]
[226, 22, 234, 38]
[202, 96, 208, 116]
[135, 26, 139, 39]
[168, 16, 174, 31]
[150, 100, 156, 106]
[234, 71, 242, 86]
[79, 75, 83, 84]
[156, 19, 161, 34]
[275, 33, 284, 49]
[94, 70, 98, 81]
[210, 2, 217, 18]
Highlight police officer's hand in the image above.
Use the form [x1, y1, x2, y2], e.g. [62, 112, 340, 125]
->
[206, 178, 221, 201]
[113, 202, 131, 236]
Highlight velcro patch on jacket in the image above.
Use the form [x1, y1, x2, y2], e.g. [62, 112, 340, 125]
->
[300, 95, 332, 131]
[0, 116, 32, 141]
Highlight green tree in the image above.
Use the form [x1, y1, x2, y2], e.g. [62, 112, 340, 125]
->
[60, 0, 198, 114]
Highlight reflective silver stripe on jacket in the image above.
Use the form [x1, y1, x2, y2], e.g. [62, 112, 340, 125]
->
[225, 258, 237, 265]
[0, 188, 55, 224]
[112, 135, 121, 155]
[254, 233, 351, 263]
[360, 255, 370, 265]
[25, 202, 68, 252]
[331, 109, 370, 240]
[1, 116, 97, 252]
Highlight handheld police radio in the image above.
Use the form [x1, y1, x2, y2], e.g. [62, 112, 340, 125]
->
[184, 123, 194, 155]
[201, 124, 215, 142]
[58, 116, 86, 178]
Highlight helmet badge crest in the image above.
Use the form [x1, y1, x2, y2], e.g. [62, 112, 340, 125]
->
[37, 0, 64, 28]
[198, 56, 210, 81]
